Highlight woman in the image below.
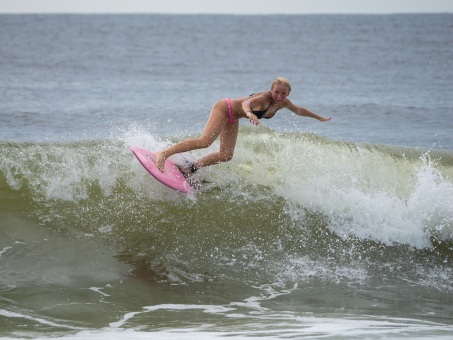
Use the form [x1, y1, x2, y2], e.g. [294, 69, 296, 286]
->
[156, 77, 331, 175]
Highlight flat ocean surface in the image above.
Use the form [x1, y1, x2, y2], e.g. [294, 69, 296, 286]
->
[1, 14, 452, 339]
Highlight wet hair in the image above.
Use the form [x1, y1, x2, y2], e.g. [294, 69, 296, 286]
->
[271, 77, 291, 92]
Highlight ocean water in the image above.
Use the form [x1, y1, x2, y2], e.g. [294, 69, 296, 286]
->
[1, 14, 452, 339]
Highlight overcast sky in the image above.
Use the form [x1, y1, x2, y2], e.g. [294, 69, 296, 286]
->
[1, 0, 453, 14]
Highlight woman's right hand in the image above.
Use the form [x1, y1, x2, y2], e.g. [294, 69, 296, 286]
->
[246, 111, 260, 126]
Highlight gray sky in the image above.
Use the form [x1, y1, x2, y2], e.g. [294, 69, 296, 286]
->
[1, 0, 453, 14]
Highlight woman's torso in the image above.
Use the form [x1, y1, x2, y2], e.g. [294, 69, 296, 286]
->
[229, 92, 282, 120]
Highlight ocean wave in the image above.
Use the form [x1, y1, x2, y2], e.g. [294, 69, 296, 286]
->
[1, 128, 452, 288]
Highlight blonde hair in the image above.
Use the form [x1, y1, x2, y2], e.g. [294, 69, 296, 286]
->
[271, 77, 291, 92]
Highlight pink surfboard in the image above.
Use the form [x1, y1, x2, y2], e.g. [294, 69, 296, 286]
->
[131, 146, 195, 194]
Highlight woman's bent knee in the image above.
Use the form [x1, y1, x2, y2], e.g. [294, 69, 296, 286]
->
[199, 138, 214, 149]
[200, 130, 222, 147]
[221, 152, 234, 162]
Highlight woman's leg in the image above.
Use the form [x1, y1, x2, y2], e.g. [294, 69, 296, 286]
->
[194, 120, 239, 168]
[155, 100, 229, 171]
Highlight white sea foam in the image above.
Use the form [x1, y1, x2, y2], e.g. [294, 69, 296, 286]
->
[2, 315, 452, 340]
[0, 247, 12, 258]
[0, 309, 82, 330]
[232, 132, 453, 248]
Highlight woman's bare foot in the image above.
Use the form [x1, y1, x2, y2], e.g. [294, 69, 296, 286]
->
[155, 152, 165, 172]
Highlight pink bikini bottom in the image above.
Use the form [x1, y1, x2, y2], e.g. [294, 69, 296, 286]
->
[225, 98, 238, 124]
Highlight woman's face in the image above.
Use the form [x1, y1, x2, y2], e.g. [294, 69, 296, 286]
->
[271, 84, 290, 103]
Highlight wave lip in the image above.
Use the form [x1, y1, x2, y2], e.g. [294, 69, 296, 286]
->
[1, 132, 452, 247]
